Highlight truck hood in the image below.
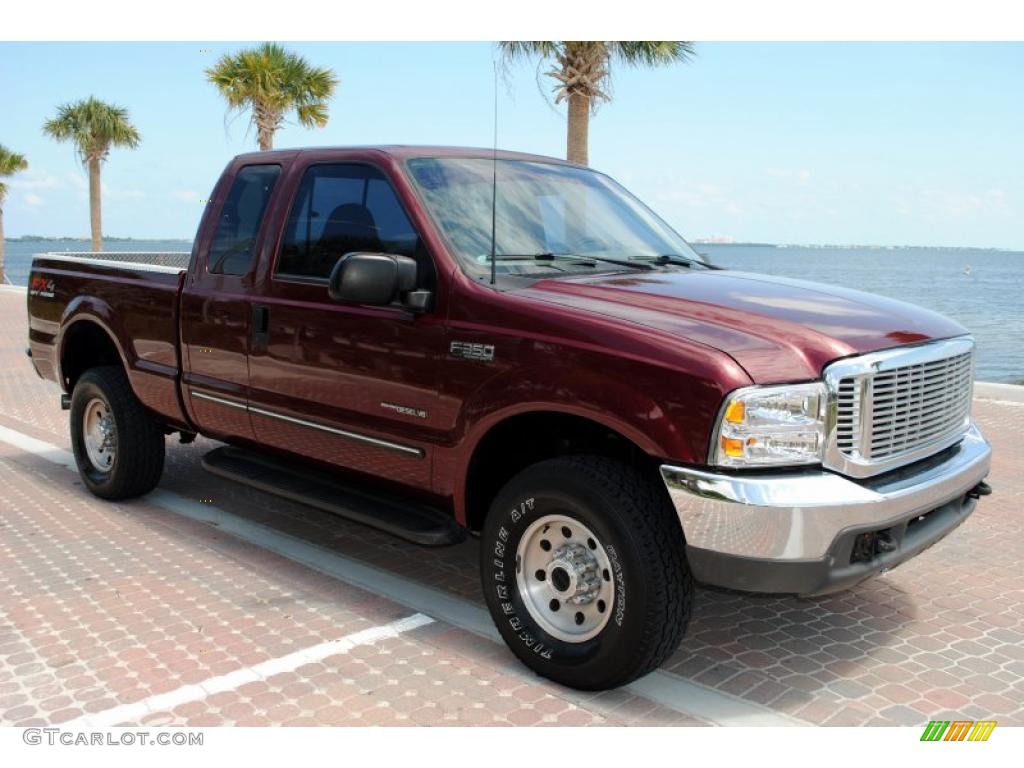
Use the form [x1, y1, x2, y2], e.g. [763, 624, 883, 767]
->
[518, 269, 968, 383]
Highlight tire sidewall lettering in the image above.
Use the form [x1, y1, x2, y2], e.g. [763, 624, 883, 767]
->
[490, 494, 626, 662]
[491, 497, 556, 660]
[604, 544, 627, 627]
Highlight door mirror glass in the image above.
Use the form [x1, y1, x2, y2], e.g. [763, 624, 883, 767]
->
[328, 252, 420, 307]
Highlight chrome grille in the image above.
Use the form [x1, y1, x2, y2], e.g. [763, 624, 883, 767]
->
[866, 351, 973, 459]
[835, 377, 859, 454]
[824, 337, 975, 478]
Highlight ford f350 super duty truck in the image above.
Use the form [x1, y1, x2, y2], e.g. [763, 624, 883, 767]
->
[26, 147, 992, 690]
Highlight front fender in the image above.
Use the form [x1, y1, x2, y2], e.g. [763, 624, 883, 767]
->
[436, 358, 733, 525]
[457, 364, 696, 463]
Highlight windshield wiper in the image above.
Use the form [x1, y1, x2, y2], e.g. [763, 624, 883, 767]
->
[489, 252, 656, 272]
[580, 255, 654, 270]
[489, 252, 559, 261]
[648, 254, 724, 270]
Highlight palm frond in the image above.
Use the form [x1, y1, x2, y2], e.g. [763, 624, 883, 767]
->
[498, 41, 559, 61]
[611, 41, 696, 66]
[496, 41, 694, 106]
[42, 97, 140, 163]
[0, 145, 29, 177]
[206, 43, 338, 147]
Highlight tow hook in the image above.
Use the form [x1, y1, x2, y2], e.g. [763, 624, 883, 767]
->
[875, 530, 897, 553]
[60, 393, 71, 411]
[967, 481, 992, 500]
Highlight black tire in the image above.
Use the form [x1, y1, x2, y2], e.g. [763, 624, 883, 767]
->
[69, 366, 166, 500]
[480, 455, 693, 690]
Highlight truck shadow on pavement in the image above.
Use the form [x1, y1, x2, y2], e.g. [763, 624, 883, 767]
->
[149, 437, 922, 723]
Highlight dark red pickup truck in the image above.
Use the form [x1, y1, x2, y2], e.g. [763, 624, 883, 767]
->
[27, 146, 992, 689]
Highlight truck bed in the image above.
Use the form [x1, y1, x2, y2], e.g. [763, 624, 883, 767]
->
[27, 251, 192, 428]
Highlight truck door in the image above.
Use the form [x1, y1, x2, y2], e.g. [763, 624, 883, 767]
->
[180, 162, 282, 441]
[245, 161, 443, 488]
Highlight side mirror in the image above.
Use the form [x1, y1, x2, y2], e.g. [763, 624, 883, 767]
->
[328, 252, 430, 311]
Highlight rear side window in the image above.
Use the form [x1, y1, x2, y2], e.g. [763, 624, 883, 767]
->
[276, 164, 420, 280]
[208, 164, 281, 275]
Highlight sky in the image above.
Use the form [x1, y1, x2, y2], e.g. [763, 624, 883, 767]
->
[1, 41, 1021, 249]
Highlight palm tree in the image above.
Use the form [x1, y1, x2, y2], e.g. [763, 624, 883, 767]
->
[206, 43, 338, 151]
[0, 145, 29, 284]
[43, 97, 141, 252]
[499, 42, 695, 166]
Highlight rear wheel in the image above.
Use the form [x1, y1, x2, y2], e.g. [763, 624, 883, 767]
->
[480, 455, 693, 690]
[70, 366, 165, 499]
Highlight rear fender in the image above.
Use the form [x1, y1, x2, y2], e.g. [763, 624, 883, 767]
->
[57, 297, 132, 390]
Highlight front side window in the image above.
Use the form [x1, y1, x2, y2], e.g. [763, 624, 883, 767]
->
[276, 164, 421, 280]
[208, 164, 280, 275]
[405, 157, 705, 277]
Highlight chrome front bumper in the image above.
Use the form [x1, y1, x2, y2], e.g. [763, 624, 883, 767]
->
[660, 423, 992, 595]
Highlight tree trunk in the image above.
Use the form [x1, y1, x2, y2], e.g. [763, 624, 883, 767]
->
[566, 91, 590, 166]
[0, 201, 6, 285]
[257, 123, 274, 151]
[88, 157, 102, 252]
[255, 103, 275, 151]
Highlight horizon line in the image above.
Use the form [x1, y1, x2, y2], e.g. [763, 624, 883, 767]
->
[4, 235, 1022, 254]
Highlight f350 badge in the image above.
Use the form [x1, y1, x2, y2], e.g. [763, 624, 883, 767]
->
[450, 341, 495, 362]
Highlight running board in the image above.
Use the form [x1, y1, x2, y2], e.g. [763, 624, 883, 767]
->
[201, 446, 465, 547]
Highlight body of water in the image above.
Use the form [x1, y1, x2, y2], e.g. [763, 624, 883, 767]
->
[3, 239, 1021, 382]
[3, 239, 191, 287]
[701, 244, 1022, 383]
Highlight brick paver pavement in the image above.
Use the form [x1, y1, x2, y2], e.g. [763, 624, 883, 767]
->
[0, 285, 1021, 726]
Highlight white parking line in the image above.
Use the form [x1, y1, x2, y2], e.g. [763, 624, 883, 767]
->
[0, 423, 805, 726]
[977, 398, 1024, 408]
[64, 613, 433, 727]
[0, 424, 76, 468]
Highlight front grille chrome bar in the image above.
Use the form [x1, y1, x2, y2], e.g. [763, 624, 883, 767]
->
[823, 336, 975, 478]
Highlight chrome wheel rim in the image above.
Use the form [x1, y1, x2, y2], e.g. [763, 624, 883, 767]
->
[515, 514, 616, 643]
[82, 397, 116, 472]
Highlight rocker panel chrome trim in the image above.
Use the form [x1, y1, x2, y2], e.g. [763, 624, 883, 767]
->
[189, 389, 424, 458]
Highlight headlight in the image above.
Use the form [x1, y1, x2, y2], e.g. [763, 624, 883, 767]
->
[712, 382, 827, 467]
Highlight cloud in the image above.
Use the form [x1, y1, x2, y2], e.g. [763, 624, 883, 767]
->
[919, 187, 1009, 218]
[766, 168, 813, 185]
[645, 176, 748, 222]
[9, 170, 64, 191]
[23, 193, 45, 207]
[105, 186, 145, 201]
[659, 183, 729, 208]
[173, 189, 200, 203]
[62, 172, 144, 200]
[65, 172, 88, 196]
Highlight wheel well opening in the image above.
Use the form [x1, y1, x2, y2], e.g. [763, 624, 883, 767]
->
[61, 322, 122, 391]
[465, 412, 656, 532]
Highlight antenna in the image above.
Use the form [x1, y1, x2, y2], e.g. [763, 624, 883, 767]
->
[489, 61, 498, 286]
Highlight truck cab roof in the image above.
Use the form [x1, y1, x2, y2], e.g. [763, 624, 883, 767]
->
[230, 145, 577, 166]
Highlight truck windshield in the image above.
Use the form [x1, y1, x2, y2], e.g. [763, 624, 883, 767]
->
[405, 157, 705, 277]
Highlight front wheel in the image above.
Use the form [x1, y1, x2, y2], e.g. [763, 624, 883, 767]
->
[70, 366, 166, 500]
[480, 455, 693, 690]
